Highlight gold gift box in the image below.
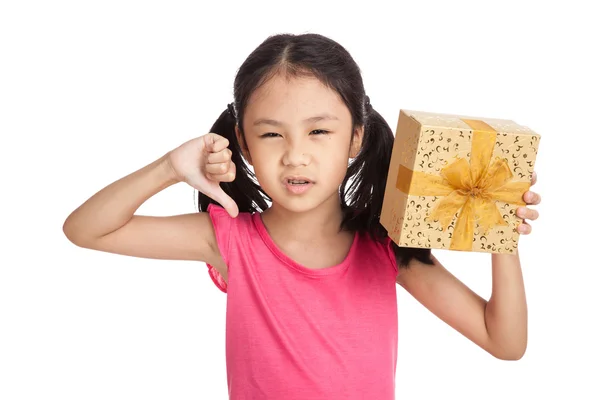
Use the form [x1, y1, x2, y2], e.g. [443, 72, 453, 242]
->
[380, 109, 541, 254]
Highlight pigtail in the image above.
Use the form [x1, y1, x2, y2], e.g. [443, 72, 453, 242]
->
[341, 106, 434, 268]
[197, 106, 270, 214]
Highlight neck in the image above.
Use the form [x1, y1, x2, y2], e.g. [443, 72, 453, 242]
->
[261, 195, 344, 242]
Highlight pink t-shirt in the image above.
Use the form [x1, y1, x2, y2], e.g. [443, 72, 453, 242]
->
[206, 204, 399, 399]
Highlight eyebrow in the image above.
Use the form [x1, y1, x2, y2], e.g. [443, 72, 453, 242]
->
[252, 114, 339, 127]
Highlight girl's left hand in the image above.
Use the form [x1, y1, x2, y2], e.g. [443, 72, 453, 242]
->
[516, 171, 541, 234]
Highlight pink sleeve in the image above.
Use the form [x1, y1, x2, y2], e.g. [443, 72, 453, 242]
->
[206, 204, 232, 293]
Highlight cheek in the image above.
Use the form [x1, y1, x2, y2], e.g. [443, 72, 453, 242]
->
[247, 145, 278, 179]
[319, 148, 350, 180]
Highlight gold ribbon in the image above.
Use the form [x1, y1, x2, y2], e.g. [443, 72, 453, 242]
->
[396, 119, 531, 251]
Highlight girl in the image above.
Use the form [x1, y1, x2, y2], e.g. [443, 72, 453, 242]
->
[63, 33, 541, 399]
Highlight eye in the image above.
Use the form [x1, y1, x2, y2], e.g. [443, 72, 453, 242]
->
[310, 129, 330, 135]
[260, 132, 281, 138]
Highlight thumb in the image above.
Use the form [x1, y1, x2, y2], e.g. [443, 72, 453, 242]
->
[203, 185, 239, 218]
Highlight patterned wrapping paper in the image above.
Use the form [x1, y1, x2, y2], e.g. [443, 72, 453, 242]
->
[380, 109, 541, 254]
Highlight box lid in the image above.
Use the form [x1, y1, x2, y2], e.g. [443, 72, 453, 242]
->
[402, 109, 540, 137]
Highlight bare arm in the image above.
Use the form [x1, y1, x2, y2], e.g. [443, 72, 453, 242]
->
[485, 252, 527, 359]
[62, 153, 223, 268]
[396, 253, 527, 360]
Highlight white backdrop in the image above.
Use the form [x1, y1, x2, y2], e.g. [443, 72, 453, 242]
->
[1, 0, 598, 399]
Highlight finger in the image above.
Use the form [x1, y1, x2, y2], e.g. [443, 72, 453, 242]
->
[207, 148, 232, 164]
[208, 161, 236, 183]
[209, 172, 236, 183]
[203, 133, 230, 153]
[206, 161, 232, 176]
[531, 171, 537, 186]
[523, 191, 541, 205]
[517, 221, 532, 235]
[517, 206, 539, 221]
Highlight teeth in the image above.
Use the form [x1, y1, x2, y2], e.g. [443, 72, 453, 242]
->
[288, 179, 308, 184]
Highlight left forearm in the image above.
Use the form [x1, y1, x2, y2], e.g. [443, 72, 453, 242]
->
[484, 251, 528, 359]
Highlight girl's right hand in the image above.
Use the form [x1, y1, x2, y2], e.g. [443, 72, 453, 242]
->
[167, 133, 239, 218]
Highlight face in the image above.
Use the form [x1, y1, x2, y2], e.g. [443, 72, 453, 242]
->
[235, 73, 363, 214]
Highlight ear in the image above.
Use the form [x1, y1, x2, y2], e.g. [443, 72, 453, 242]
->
[349, 125, 364, 158]
[235, 124, 253, 165]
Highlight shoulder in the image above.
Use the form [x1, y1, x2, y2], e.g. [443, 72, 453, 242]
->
[356, 233, 435, 281]
[355, 232, 399, 278]
[204, 204, 255, 293]
[206, 203, 252, 229]
[206, 204, 254, 261]
[206, 204, 256, 263]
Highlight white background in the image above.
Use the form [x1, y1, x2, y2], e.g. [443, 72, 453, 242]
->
[1, 0, 598, 399]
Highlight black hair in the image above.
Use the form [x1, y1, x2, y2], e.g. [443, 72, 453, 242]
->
[198, 33, 433, 268]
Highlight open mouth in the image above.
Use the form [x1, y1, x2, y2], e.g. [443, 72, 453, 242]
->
[283, 177, 314, 194]
[287, 179, 310, 185]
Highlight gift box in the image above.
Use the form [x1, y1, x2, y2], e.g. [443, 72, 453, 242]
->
[380, 109, 541, 254]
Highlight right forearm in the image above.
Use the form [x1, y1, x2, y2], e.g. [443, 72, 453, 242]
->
[63, 153, 180, 243]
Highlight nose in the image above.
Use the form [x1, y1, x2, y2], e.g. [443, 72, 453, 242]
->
[282, 139, 310, 167]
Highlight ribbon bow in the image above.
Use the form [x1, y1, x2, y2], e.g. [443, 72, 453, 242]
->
[396, 119, 531, 251]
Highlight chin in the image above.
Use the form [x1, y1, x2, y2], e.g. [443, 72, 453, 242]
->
[268, 189, 341, 214]
[275, 198, 321, 214]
